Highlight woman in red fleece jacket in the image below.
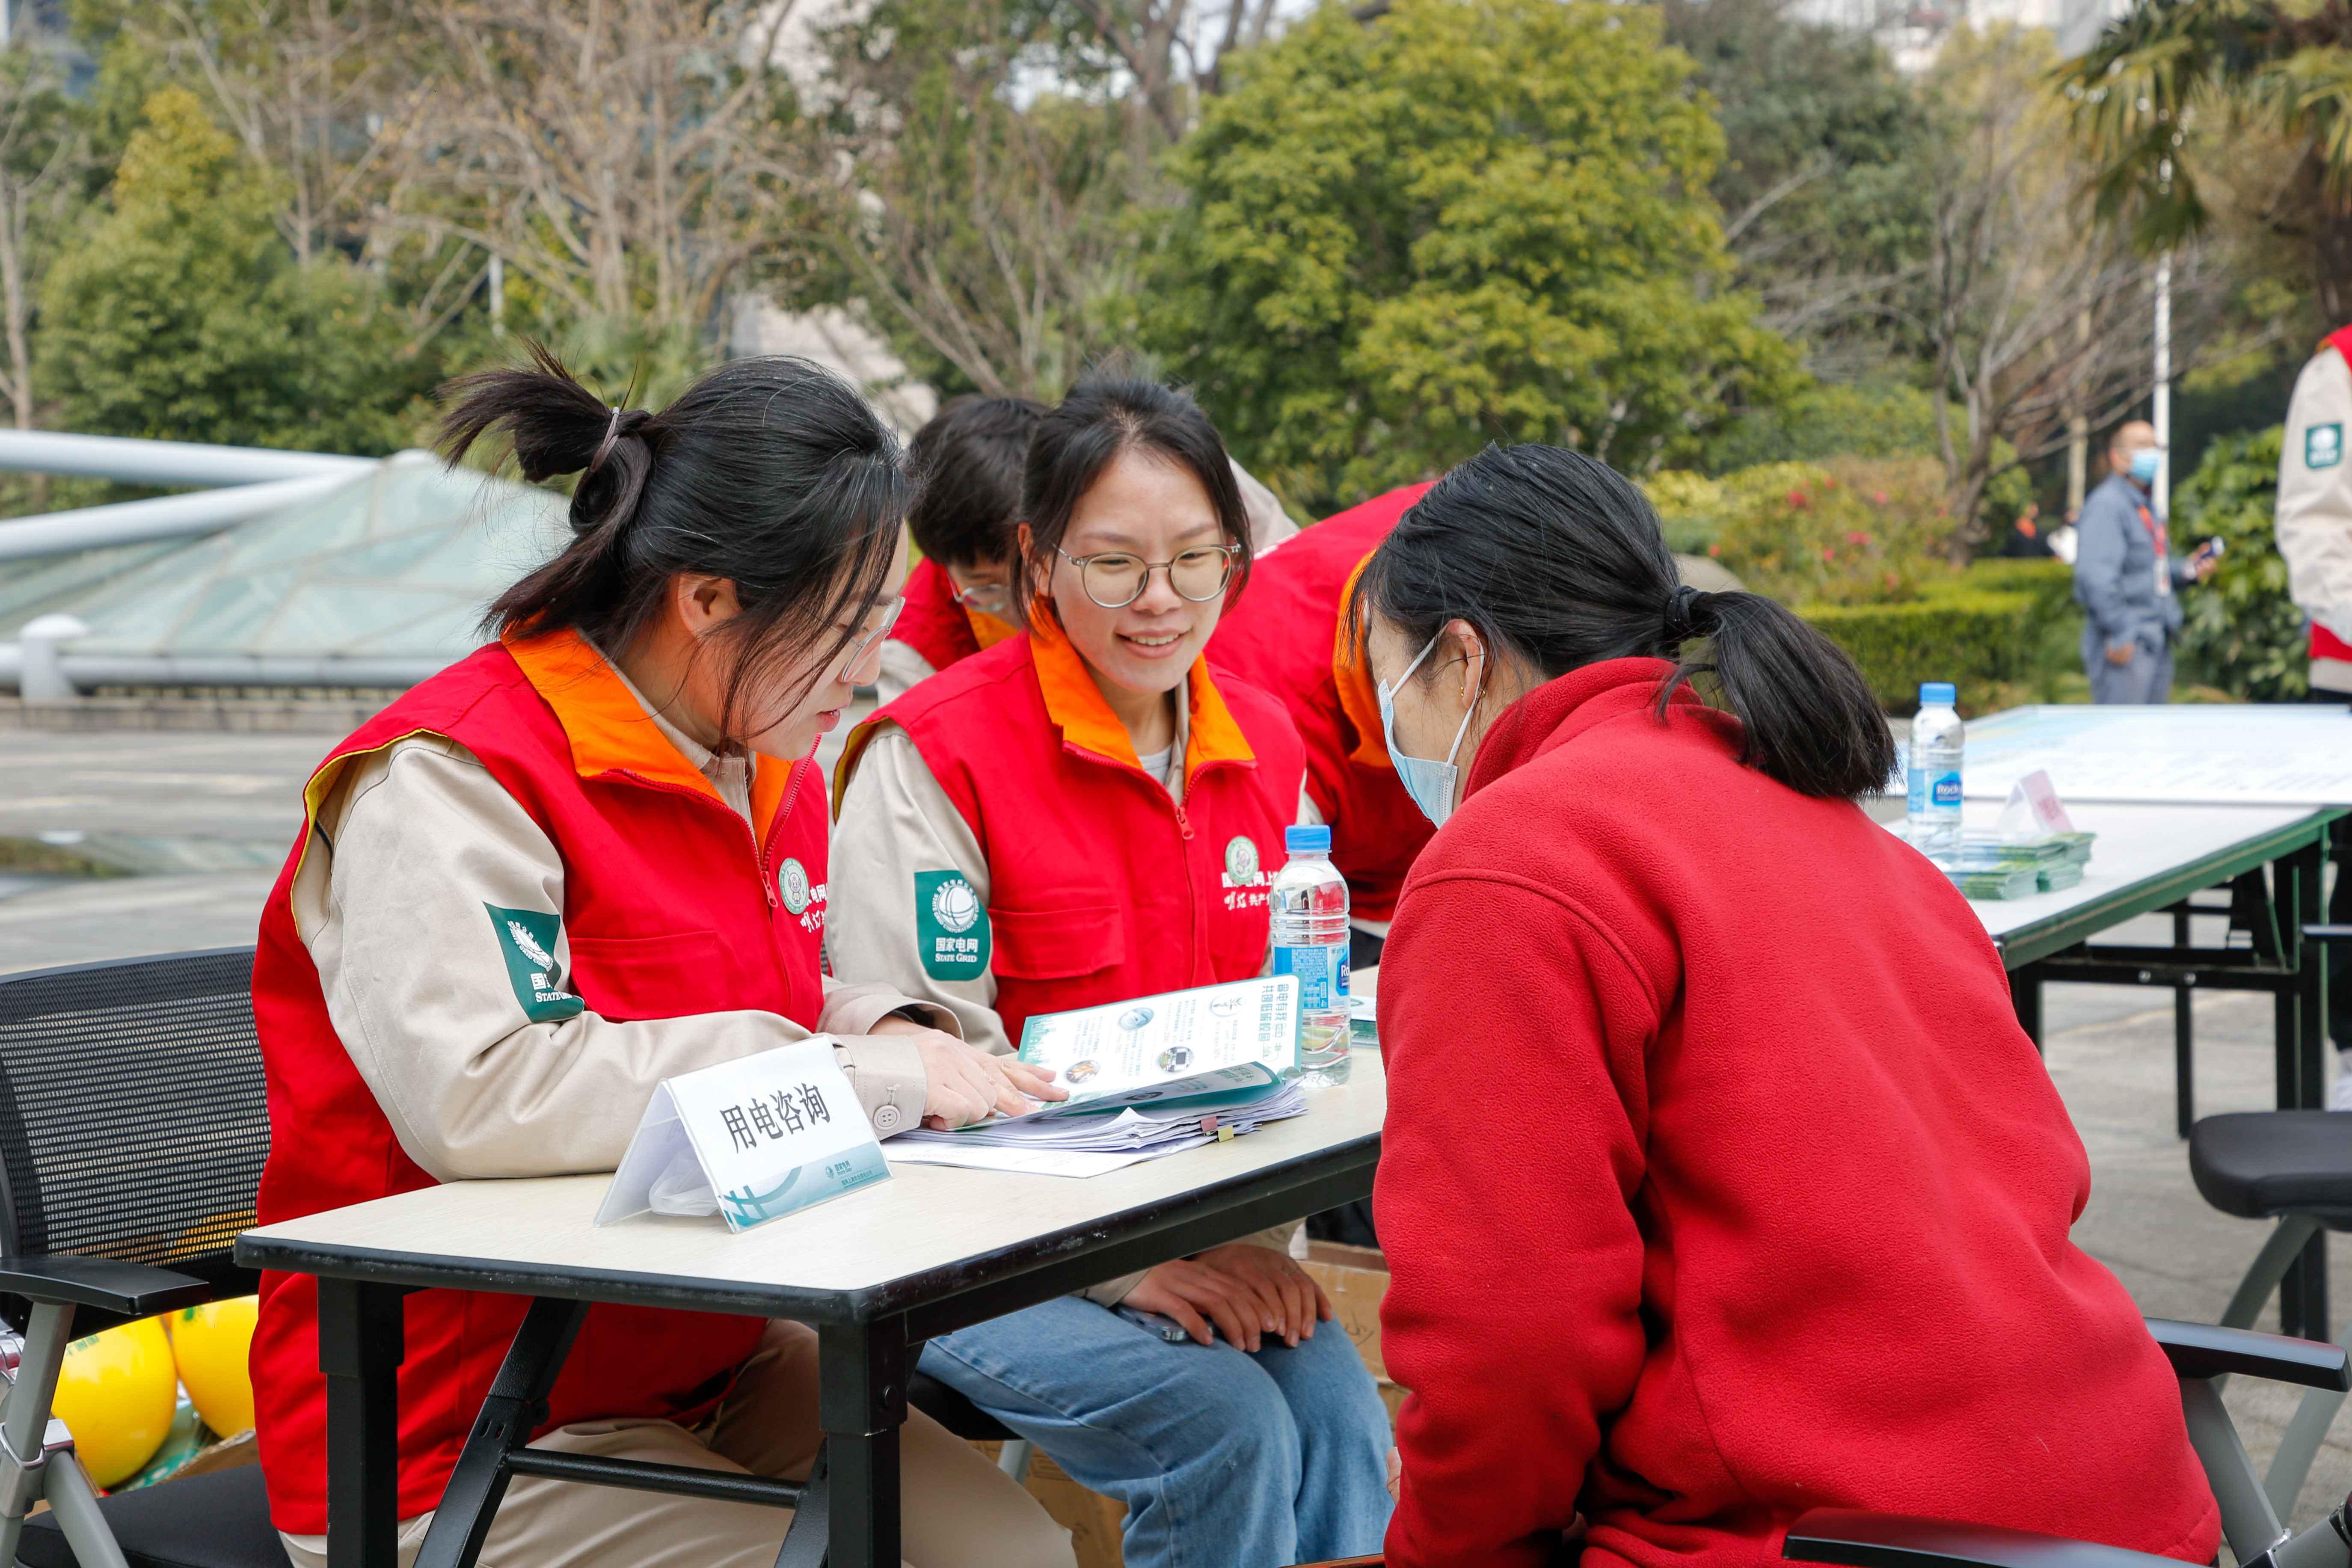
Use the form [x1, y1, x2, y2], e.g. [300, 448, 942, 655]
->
[1360, 445, 2219, 1568]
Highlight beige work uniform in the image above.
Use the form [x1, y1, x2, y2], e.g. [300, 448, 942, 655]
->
[828, 707, 1312, 1310]
[2277, 342, 2352, 693]
[277, 661, 1072, 1568]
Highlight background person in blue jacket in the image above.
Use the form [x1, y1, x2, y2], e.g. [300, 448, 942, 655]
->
[2072, 419, 2219, 702]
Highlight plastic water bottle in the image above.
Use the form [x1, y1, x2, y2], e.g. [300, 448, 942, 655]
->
[1270, 824, 1351, 1087]
[1908, 681, 1965, 862]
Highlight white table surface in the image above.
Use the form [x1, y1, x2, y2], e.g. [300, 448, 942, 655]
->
[1957, 703, 2352, 806]
[1946, 798, 2325, 940]
[241, 1054, 1385, 1301]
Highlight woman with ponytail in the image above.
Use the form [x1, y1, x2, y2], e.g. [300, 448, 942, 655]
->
[247, 346, 1072, 1568]
[1362, 445, 2217, 1568]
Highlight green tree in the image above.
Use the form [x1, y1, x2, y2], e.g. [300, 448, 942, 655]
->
[2175, 425, 2307, 699]
[37, 86, 435, 454]
[2059, 0, 2352, 326]
[1143, 0, 1800, 513]
[1661, 0, 1934, 377]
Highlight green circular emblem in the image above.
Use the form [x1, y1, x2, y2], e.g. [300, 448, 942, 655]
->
[1225, 835, 1260, 885]
[931, 875, 981, 933]
[778, 857, 813, 914]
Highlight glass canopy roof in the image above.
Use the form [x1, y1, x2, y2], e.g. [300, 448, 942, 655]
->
[0, 452, 565, 658]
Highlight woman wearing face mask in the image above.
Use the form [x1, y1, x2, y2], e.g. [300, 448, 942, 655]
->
[247, 347, 1073, 1568]
[828, 376, 1393, 1568]
[1364, 445, 2218, 1568]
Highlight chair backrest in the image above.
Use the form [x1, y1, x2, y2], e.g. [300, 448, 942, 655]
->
[0, 949, 267, 1302]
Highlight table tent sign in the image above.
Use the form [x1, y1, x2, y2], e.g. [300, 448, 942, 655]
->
[596, 1037, 889, 1233]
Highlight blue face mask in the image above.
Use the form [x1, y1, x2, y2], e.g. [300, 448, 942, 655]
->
[1378, 631, 1484, 828]
[2129, 448, 2162, 487]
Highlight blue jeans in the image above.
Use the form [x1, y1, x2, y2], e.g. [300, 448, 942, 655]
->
[919, 1294, 1393, 1568]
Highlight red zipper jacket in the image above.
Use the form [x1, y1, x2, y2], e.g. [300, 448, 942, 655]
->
[249, 630, 828, 1532]
[1208, 484, 1434, 922]
[1374, 658, 2219, 1568]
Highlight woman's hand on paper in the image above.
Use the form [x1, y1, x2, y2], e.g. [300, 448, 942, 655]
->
[1125, 1244, 1332, 1351]
[869, 1020, 1064, 1127]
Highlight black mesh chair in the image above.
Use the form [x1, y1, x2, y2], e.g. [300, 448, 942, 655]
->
[0, 948, 285, 1568]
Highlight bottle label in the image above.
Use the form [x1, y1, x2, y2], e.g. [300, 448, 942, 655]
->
[1909, 765, 1961, 813]
[1273, 943, 1349, 1013]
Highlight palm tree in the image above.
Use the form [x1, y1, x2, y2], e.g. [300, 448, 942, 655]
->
[2058, 0, 2352, 323]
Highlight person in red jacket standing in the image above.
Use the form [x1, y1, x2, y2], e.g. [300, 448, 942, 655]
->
[1360, 445, 2220, 1568]
[248, 347, 1073, 1568]
[1209, 482, 1435, 970]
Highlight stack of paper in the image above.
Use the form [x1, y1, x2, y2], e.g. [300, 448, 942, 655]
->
[1955, 829, 2097, 892]
[889, 1079, 1307, 1178]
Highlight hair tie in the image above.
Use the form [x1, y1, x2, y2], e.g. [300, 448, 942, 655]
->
[587, 405, 626, 476]
[1661, 583, 1712, 644]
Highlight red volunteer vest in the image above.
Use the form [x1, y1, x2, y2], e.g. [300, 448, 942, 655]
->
[2312, 328, 2352, 666]
[838, 617, 1306, 1045]
[249, 630, 830, 1533]
[1209, 484, 1435, 922]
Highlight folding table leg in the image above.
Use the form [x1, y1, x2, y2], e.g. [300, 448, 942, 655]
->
[320, 1278, 407, 1568]
[414, 1297, 591, 1568]
[2009, 963, 2042, 1050]
[779, 1317, 909, 1568]
[2282, 841, 2331, 1339]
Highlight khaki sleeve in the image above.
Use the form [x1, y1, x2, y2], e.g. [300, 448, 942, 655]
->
[2278, 348, 2352, 643]
[300, 735, 927, 1181]
[873, 640, 937, 708]
[828, 725, 1011, 1056]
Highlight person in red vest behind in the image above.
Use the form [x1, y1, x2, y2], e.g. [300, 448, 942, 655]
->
[1363, 445, 2219, 1568]
[1208, 483, 1434, 973]
[828, 376, 1392, 1568]
[248, 346, 1074, 1568]
[876, 396, 1044, 704]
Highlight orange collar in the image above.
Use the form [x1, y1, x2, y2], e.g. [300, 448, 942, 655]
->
[503, 627, 794, 839]
[967, 605, 1021, 651]
[1331, 553, 1393, 770]
[1027, 612, 1256, 780]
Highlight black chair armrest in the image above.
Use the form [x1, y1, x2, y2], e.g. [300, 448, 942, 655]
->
[2146, 1316, 2351, 1391]
[0, 1254, 213, 1316]
[1785, 1510, 2192, 1568]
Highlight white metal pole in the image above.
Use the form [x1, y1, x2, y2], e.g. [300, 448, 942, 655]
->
[2155, 251, 2173, 516]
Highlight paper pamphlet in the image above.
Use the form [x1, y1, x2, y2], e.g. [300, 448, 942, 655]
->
[596, 1037, 889, 1233]
[1010, 975, 1299, 1120]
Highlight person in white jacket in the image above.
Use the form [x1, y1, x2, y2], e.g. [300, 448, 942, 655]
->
[2275, 325, 2352, 1105]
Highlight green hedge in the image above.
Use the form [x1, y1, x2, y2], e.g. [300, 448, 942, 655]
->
[1792, 558, 2082, 712]
[1798, 590, 2038, 711]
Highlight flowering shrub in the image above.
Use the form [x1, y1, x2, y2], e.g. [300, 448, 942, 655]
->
[1712, 455, 1956, 606]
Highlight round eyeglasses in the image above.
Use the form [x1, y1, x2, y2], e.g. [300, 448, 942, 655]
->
[1053, 543, 1240, 610]
[838, 596, 904, 682]
[948, 575, 1014, 618]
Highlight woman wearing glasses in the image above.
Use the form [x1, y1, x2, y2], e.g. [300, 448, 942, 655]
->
[247, 348, 1073, 1568]
[829, 376, 1393, 1568]
[876, 396, 1043, 704]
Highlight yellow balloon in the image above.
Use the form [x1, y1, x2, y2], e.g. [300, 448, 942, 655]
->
[52, 1319, 177, 1488]
[165, 1296, 258, 1438]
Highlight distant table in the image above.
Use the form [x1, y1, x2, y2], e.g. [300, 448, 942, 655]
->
[1960, 702, 2352, 807]
[236, 1061, 1386, 1568]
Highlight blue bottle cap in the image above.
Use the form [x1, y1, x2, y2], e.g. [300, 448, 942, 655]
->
[1285, 824, 1332, 854]
[1919, 682, 1957, 706]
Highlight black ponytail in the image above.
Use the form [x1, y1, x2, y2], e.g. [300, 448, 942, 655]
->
[1354, 444, 1896, 801]
[439, 342, 907, 742]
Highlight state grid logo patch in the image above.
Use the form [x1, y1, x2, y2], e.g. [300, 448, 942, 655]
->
[2310, 422, 2343, 470]
[914, 870, 989, 981]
